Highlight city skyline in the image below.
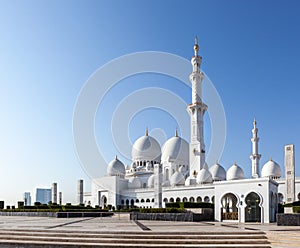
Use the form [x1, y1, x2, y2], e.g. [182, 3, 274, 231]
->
[0, 0, 300, 205]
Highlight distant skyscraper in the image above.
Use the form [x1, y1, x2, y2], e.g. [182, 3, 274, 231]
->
[24, 192, 31, 206]
[36, 188, 52, 204]
[78, 179, 83, 205]
[52, 182, 57, 204]
[59, 192, 62, 205]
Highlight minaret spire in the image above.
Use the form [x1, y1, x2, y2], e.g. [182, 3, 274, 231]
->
[250, 117, 261, 178]
[187, 36, 207, 175]
[194, 35, 199, 57]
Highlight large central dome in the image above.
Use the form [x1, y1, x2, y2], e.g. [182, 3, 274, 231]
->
[161, 133, 189, 166]
[132, 132, 161, 163]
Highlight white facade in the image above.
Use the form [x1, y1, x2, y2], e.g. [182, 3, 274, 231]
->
[88, 39, 299, 223]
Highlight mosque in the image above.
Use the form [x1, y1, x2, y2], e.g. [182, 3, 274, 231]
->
[89, 39, 300, 223]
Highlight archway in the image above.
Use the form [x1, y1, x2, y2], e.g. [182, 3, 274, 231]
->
[245, 192, 261, 222]
[204, 196, 210, 203]
[101, 195, 107, 209]
[196, 196, 202, 202]
[221, 193, 238, 221]
[189, 197, 195, 202]
[176, 197, 181, 202]
[278, 193, 284, 204]
[298, 192, 300, 201]
[182, 197, 188, 202]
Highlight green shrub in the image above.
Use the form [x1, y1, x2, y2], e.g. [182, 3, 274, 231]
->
[165, 202, 214, 209]
[165, 203, 180, 208]
[24, 206, 37, 210]
[17, 201, 24, 209]
[293, 206, 300, 213]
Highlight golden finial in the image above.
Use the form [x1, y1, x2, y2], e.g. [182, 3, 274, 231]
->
[234, 161, 237, 165]
[194, 35, 199, 56]
[145, 127, 148, 136]
[270, 156, 273, 161]
[253, 117, 257, 127]
[175, 128, 178, 137]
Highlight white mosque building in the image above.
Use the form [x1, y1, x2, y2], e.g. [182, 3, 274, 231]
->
[89, 39, 300, 223]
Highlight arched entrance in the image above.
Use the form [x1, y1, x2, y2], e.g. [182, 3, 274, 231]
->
[221, 193, 238, 221]
[245, 192, 261, 222]
[278, 193, 284, 204]
[101, 195, 107, 209]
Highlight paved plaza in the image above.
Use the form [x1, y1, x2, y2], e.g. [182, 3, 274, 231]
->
[0, 213, 298, 247]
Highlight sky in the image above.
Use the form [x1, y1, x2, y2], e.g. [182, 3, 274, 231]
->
[0, 0, 300, 205]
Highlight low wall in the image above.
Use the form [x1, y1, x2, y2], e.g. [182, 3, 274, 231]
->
[130, 211, 213, 222]
[277, 213, 300, 226]
[0, 212, 113, 218]
[56, 212, 113, 218]
[0, 212, 57, 217]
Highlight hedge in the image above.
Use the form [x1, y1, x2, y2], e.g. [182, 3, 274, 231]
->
[139, 208, 184, 213]
[283, 201, 300, 208]
[293, 206, 300, 213]
[166, 202, 214, 209]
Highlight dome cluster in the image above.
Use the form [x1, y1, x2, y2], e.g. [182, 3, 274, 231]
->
[105, 131, 282, 189]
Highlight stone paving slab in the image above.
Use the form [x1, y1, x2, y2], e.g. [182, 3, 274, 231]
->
[0, 214, 299, 247]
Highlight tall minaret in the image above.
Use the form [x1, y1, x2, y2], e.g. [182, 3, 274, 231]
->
[250, 118, 261, 178]
[187, 36, 207, 175]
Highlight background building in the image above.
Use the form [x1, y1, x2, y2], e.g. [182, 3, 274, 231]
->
[36, 188, 51, 204]
[24, 192, 31, 206]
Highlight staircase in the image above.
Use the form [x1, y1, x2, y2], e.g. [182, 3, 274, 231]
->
[0, 229, 271, 247]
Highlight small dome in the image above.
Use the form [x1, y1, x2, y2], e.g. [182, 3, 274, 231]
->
[170, 171, 185, 187]
[261, 159, 281, 179]
[128, 177, 142, 189]
[147, 175, 155, 188]
[185, 176, 197, 186]
[209, 162, 226, 181]
[161, 135, 189, 165]
[107, 156, 126, 177]
[197, 168, 213, 184]
[132, 134, 161, 162]
[227, 162, 244, 180]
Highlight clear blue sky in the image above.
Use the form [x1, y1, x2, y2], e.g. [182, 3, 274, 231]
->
[0, 0, 299, 205]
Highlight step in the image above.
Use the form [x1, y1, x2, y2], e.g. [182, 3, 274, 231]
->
[0, 235, 270, 245]
[0, 239, 272, 248]
[0, 230, 268, 240]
